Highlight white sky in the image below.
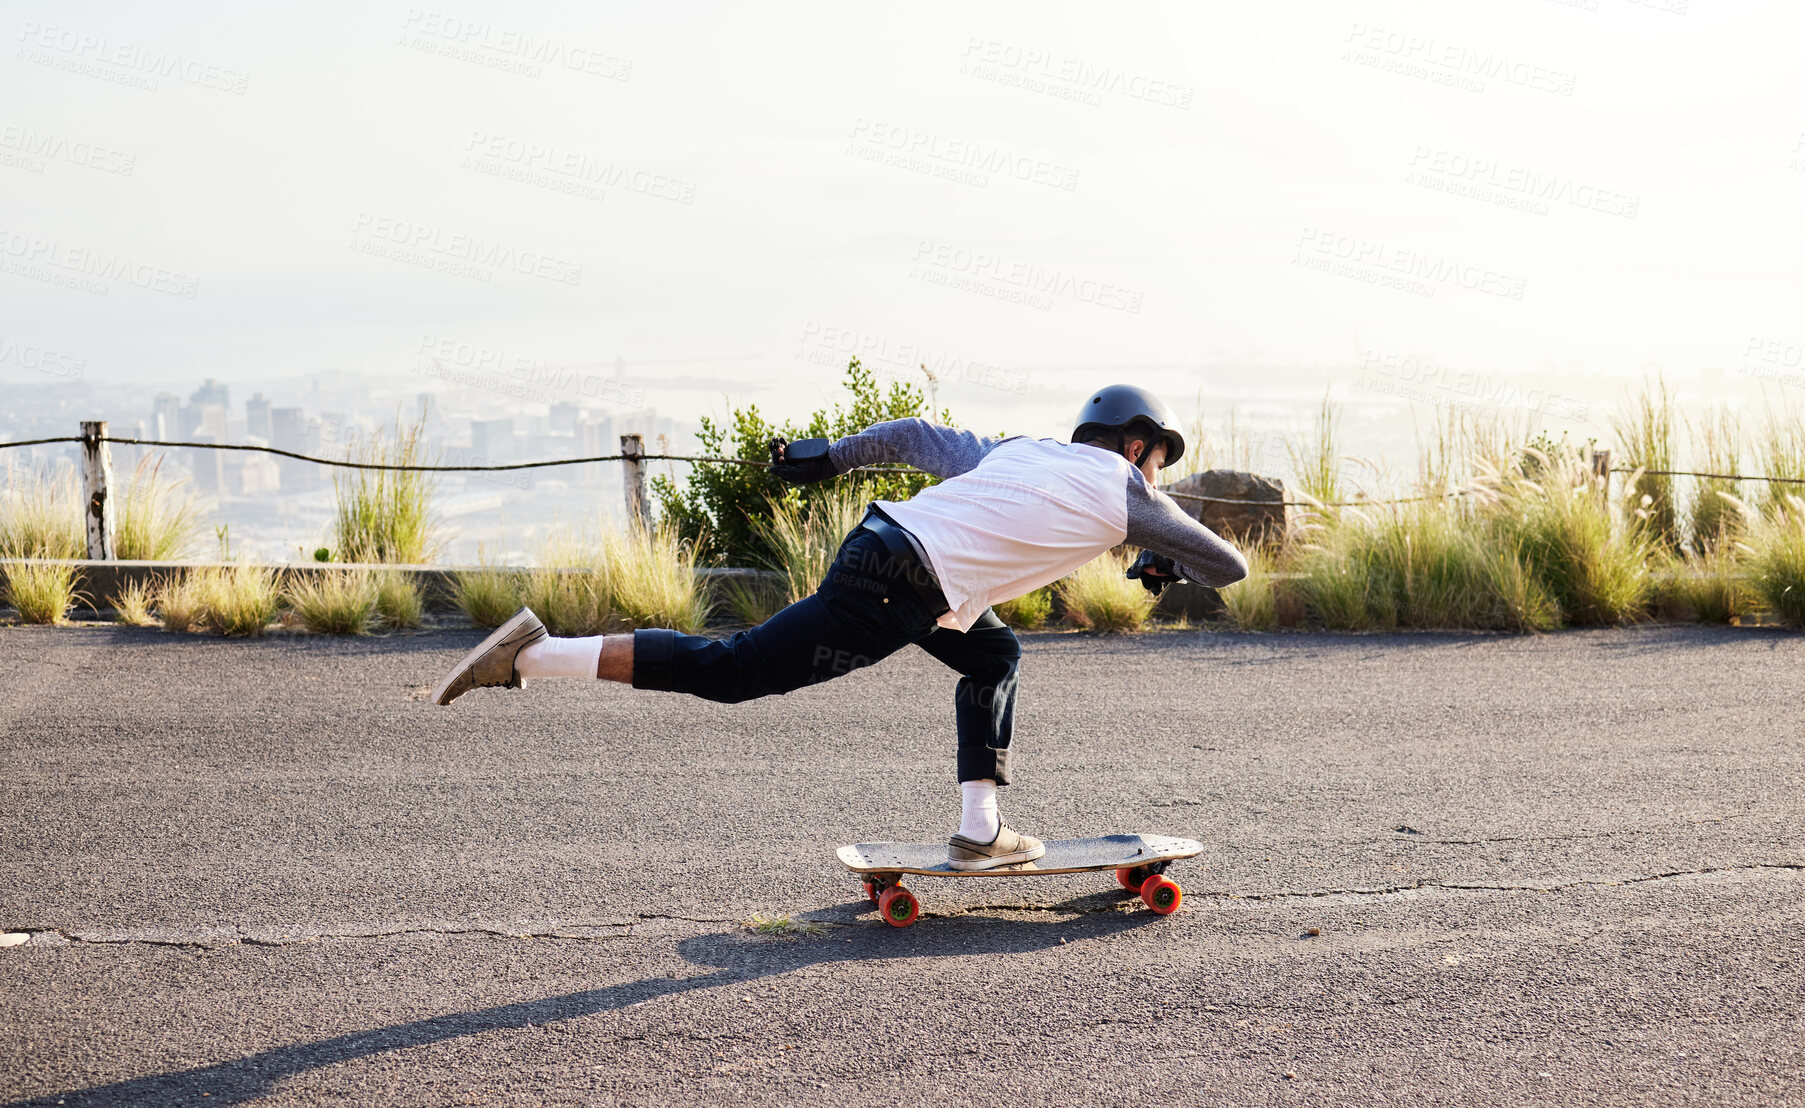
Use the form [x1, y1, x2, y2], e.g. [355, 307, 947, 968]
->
[4, 0, 1804, 446]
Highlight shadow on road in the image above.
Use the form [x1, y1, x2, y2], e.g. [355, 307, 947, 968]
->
[6, 902, 1159, 1108]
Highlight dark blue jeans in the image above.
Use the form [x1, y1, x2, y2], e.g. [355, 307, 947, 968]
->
[632, 527, 1022, 784]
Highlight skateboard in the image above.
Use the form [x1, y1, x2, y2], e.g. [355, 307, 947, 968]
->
[835, 833, 1203, 928]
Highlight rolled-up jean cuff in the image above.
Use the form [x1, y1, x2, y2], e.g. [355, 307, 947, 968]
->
[631, 628, 678, 691]
[959, 746, 1010, 787]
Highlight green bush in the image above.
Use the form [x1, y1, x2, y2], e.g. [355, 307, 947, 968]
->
[653, 360, 948, 566]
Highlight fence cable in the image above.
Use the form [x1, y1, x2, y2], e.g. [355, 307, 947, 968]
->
[4, 437, 1803, 503]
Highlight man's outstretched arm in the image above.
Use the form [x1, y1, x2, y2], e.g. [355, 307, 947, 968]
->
[1124, 473, 1249, 588]
[826, 418, 1001, 480]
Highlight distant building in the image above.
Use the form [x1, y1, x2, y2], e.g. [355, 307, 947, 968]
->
[578, 415, 616, 481]
[152, 393, 181, 440]
[270, 406, 321, 491]
[549, 402, 580, 436]
[245, 393, 271, 439]
[193, 403, 227, 439]
[186, 433, 224, 497]
[471, 417, 514, 463]
[189, 378, 230, 410]
[223, 438, 281, 496]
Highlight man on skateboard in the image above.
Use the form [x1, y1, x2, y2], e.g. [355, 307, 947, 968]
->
[432, 385, 1248, 870]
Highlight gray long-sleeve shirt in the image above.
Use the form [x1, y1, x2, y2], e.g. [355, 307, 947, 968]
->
[830, 418, 1247, 629]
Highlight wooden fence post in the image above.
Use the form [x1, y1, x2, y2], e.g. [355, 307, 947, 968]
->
[620, 433, 648, 530]
[80, 420, 116, 560]
[1591, 448, 1612, 506]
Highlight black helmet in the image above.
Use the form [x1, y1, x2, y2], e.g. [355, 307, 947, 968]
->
[1072, 384, 1185, 468]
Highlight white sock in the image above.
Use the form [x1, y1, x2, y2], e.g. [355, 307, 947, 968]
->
[514, 635, 605, 680]
[958, 779, 1000, 843]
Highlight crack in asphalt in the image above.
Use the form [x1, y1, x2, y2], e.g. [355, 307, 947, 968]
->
[1355, 813, 1765, 848]
[10, 864, 1799, 943]
[1197, 862, 1805, 902]
[918, 861, 1805, 916]
[0, 911, 742, 949]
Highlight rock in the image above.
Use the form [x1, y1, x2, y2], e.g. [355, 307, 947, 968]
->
[1162, 469, 1287, 546]
[0, 933, 28, 948]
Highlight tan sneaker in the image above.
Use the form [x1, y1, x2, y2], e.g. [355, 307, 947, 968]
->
[947, 826, 1046, 871]
[432, 608, 547, 705]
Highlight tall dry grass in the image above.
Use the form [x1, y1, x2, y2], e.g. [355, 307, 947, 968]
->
[1611, 376, 1678, 549]
[452, 559, 526, 629]
[521, 534, 611, 637]
[755, 487, 866, 605]
[1217, 545, 1277, 631]
[194, 564, 282, 636]
[116, 454, 204, 561]
[1291, 503, 1557, 633]
[1739, 495, 1805, 628]
[109, 578, 159, 626]
[2, 562, 83, 623]
[154, 574, 208, 632]
[993, 586, 1053, 630]
[0, 462, 82, 559]
[374, 570, 425, 630]
[1285, 394, 1344, 508]
[1757, 397, 1805, 520]
[286, 570, 378, 634]
[331, 412, 444, 564]
[604, 524, 709, 633]
[1686, 406, 1742, 554]
[1055, 551, 1155, 633]
[716, 573, 784, 626]
[1490, 454, 1652, 626]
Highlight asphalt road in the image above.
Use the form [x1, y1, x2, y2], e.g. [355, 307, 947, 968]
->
[2, 623, 1802, 1106]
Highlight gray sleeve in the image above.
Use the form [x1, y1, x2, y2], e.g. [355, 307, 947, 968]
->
[828, 418, 998, 479]
[1124, 473, 1249, 587]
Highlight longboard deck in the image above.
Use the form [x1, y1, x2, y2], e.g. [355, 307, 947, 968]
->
[836, 834, 1202, 879]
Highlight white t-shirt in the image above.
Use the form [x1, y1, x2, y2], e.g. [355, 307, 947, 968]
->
[830, 420, 1248, 633]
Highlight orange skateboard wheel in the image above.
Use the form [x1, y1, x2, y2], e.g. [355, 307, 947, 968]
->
[863, 880, 879, 904]
[1116, 867, 1147, 892]
[877, 886, 920, 928]
[1140, 874, 1182, 915]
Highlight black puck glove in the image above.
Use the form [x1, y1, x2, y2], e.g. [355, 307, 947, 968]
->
[1125, 549, 1183, 596]
[768, 436, 840, 485]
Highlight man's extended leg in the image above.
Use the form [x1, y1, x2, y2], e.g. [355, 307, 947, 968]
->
[435, 528, 937, 705]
